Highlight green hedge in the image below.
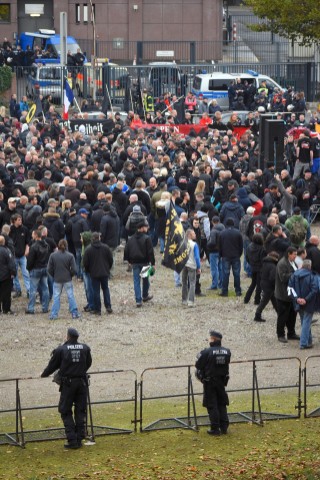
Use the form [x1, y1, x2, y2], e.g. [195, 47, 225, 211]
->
[0, 65, 12, 93]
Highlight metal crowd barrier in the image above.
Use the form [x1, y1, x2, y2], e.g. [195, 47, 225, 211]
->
[139, 357, 302, 432]
[0, 369, 137, 448]
[303, 355, 320, 418]
[0, 356, 313, 448]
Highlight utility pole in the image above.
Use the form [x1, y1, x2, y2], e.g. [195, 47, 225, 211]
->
[89, 0, 96, 101]
[60, 12, 67, 108]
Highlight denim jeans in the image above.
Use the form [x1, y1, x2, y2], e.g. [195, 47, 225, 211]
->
[209, 252, 222, 289]
[91, 276, 111, 311]
[27, 268, 49, 313]
[159, 236, 165, 254]
[75, 248, 83, 280]
[174, 271, 181, 286]
[299, 310, 313, 348]
[132, 264, 149, 304]
[13, 256, 30, 294]
[50, 281, 78, 318]
[47, 274, 54, 300]
[301, 209, 311, 241]
[221, 257, 241, 295]
[83, 271, 94, 310]
[243, 238, 252, 277]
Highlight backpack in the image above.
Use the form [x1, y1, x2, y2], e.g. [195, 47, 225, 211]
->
[252, 218, 264, 236]
[290, 220, 307, 246]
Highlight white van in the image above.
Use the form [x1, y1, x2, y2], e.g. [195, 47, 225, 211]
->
[191, 70, 284, 109]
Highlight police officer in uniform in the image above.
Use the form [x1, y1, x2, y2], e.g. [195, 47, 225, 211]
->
[143, 88, 154, 115]
[41, 327, 92, 449]
[195, 330, 231, 435]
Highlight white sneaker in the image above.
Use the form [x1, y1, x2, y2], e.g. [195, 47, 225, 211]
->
[182, 300, 187, 306]
[187, 301, 195, 307]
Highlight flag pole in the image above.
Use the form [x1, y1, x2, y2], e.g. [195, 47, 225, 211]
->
[105, 84, 114, 117]
[64, 76, 83, 119]
[73, 96, 84, 119]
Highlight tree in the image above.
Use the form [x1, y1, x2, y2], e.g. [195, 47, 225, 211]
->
[244, 0, 320, 45]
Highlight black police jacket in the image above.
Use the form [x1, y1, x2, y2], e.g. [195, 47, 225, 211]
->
[195, 342, 231, 380]
[41, 340, 92, 378]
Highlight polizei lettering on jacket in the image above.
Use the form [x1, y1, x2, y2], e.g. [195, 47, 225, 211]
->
[67, 345, 84, 349]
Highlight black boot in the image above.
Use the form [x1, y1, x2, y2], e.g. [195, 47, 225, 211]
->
[254, 313, 266, 322]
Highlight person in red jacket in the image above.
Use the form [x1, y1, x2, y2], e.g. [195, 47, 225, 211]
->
[185, 92, 197, 113]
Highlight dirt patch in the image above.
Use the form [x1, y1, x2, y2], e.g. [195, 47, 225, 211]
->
[0, 241, 318, 409]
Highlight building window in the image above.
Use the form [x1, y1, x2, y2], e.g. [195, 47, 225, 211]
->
[0, 4, 10, 23]
[76, 4, 80, 23]
[83, 3, 95, 24]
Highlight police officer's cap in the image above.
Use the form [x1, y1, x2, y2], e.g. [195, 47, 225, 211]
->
[209, 330, 222, 339]
[68, 327, 79, 338]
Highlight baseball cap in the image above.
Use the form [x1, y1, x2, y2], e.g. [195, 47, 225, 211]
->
[79, 208, 89, 215]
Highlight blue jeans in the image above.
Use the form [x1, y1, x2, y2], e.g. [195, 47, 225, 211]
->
[75, 248, 83, 279]
[27, 268, 49, 312]
[13, 256, 30, 294]
[174, 271, 181, 286]
[83, 271, 94, 310]
[301, 210, 311, 241]
[299, 310, 313, 348]
[47, 274, 54, 300]
[132, 264, 149, 304]
[91, 276, 111, 311]
[243, 238, 252, 277]
[159, 236, 165, 254]
[221, 257, 241, 295]
[209, 252, 222, 289]
[50, 281, 78, 318]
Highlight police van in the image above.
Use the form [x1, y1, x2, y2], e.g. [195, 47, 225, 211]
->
[192, 70, 284, 109]
[26, 64, 62, 100]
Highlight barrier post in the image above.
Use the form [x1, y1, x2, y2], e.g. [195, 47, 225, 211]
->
[15, 379, 25, 448]
[251, 361, 263, 425]
[86, 376, 95, 441]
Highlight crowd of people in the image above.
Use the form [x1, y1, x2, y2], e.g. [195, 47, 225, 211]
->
[0, 89, 320, 349]
[0, 36, 86, 70]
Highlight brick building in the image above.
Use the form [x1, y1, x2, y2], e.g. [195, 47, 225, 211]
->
[0, 0, 224, 62]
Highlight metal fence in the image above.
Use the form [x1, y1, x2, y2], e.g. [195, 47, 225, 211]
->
[4, 355, 320, 448]
[75, 39, 319, 66]
[16, 62, 320, 113]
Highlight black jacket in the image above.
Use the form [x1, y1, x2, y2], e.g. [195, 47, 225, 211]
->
[112, 187, 129, 217]
[0, 245, 16, 281]
[124, 231, 155, 266]
[260, 255, 278, 292]
[246, 242, 266, 272]
[9, 224, 30, 258]
[195, 341, 231, 379]
[27, 239, 50, 270]
[83, 241, 113, 278]
[41, 340, 92, 378]
[100, 209, 120, 249]
[306, 242, 320, 275]
[43, 212, 65, 244]
[71, 215, 90, 248]
[219, 227, 243, 259]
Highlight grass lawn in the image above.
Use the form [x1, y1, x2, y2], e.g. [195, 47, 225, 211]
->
[1, 393, 320, 480]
